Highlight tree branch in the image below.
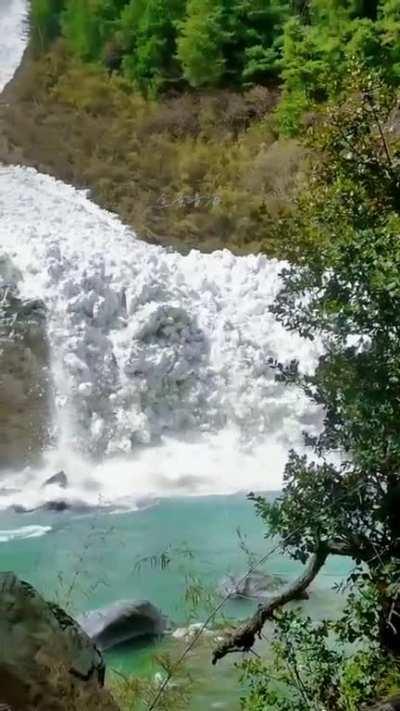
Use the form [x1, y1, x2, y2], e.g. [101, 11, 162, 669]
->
[211, 539, 359, 665]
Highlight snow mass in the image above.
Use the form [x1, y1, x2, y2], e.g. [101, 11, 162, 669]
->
[0, 1, 319, 510]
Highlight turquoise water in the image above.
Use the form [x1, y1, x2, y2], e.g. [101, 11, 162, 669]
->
[0, 495, 352, 709]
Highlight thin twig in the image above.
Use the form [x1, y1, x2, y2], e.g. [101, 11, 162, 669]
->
[147, 532, 300, 711]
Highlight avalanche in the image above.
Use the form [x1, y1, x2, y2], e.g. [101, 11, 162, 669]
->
[0, 0, 319, 511]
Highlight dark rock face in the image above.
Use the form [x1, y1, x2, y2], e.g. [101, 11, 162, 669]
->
[0, 572, 119, 711]
[41, 500, 71, 512]
[78, 600, 168, 651]
[42, 471, 68, 489]
[219, 571, 310, 600]
[0, 256, 52, 470]
[10, 496, 115, 515]
[10, 499, 90, 514]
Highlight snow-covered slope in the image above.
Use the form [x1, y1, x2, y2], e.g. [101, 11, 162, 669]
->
[0, 1, 319, 510]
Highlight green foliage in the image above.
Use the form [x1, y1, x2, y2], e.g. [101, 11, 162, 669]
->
[27, 0, 400, 115]
[241, 575, 400, 709]
[177, 0, 226, 88]
[61, 0, 99, 60]
[241, 605, 400, 710]
[110, 654, 192, 710]
[30, 0, 291, 94]
[242, 70, 400, 708]
[278, 0, 400, 134]
[241, 611, 342, 710]
[61, 0, 126, 61]
[31, 0, 65, 52]
[238, 0, 291, 83]
[177, 0, 290, 89]
[133, 544, 195, 573]
[121, 0, 185, 94]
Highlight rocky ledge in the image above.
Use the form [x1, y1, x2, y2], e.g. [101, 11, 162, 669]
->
[0, 572, 119, 711]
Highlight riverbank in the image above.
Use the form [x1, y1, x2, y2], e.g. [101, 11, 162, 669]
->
[0, 40, 307, 256]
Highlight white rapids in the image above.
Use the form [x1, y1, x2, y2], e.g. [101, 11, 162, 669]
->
[0, 1, 320, 511]
[0, 525, 52, 543]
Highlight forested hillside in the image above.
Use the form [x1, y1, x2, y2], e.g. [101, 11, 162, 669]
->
[32, 0, 400, 132]
[1, 0, 395, 254]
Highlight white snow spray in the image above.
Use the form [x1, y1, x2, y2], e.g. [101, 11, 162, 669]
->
[0, 1, 320, 511]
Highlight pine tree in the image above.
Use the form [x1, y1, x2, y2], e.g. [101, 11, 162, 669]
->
[31, 0, 65, 51]
[177, 0, 227, 88]
[121, 0, 185, 93]
[62, 0, 101, 60]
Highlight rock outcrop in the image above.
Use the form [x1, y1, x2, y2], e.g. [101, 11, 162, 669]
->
[78, 600, 168, 651]
[0, 255, 51, 470]
[219, 571, 309, 600]
[0, 572, 119, 711]
[42, 471, 68, 489]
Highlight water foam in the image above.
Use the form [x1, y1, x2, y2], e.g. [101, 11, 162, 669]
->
[0, 1, 320, 511]
[0, 525, 52, 543]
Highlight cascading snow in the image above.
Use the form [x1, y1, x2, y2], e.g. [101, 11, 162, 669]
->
[0, 166, 320, 508]
[0, 0, 320, 510]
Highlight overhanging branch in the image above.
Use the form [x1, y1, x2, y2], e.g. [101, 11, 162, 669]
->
[212, 539, 357, 665]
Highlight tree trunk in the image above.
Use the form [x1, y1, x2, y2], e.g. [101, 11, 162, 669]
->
[378, 593, 400, 656]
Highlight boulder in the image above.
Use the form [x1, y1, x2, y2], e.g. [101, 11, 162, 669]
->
[42, 472, 68, 489]
[40, 500, 73, 513]
[0, 572, 119, 711]
[78, 600, 168, 651]
[219, 571, 309, 601]
[10, 500, 89, 515]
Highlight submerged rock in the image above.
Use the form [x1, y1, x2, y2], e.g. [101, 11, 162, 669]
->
[219, 571, 286, 599]
[9, 504, 28, 514]
[78, 600, 168, 651]
[10, 499, 90, 514]
[0, 572, 119, 710]
[42, 471, 69, 489]
[0, 255, 52, 471]
[219, 571, 309, 600]
[40, 500, 73, 513]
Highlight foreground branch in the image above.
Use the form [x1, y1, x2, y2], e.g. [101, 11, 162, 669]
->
[212, 539, 356, 664]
